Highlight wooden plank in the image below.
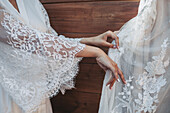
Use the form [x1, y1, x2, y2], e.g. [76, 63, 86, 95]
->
[41, 0, 140, 4]
[51, 90, 101, 113]
[75, 75, 104, 93]
[81, 57, 96, 64]
[43, 1, 139, 34]
[79, 63, 104, 76]
[43, 1, 140, 113]
[76, 63, 105, 93]
[51, 64, 105, 112]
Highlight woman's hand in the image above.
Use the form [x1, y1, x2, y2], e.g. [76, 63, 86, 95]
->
[76, 45, 126, 89]
[96, 49, 126, 89]
[80, 30, 119, 49]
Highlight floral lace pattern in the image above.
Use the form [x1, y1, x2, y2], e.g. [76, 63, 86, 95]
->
[136, 0, 157, 40]
[112, 76, 135, 113]
[117, 0, 157, 48]
[134, 38, 169, 113]
[133, 0, 157, 42]
[112, 38, 169, 113]
[0, 9, 85, 113]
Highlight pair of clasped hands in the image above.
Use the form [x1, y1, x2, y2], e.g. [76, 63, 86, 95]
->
[76, 30, 126, 89]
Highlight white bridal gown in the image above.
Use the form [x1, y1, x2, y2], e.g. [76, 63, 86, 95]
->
[99, 0, 170, 113]
[0, 0, 85, 113]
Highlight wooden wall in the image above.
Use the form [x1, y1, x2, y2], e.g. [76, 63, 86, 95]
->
[40, 0, 139, 113]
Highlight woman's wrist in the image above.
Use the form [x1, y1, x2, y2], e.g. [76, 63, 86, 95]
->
[94, 46, 105, 57]
[75, 45, 104, 58]
[80, 37, 95, 45]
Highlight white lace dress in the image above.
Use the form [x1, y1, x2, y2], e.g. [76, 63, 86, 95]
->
[0, 0, 85, 113]
[99, 0, 170, 113]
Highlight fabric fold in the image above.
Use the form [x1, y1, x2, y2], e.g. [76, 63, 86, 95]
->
[0, 1, 85, 112]
[98, 0, 170, 113]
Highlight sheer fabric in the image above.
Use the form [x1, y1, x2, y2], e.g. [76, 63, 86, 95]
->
[0, 0, 85, 113]
[99, 0, 170, 113]
[0, 85, 53, 113]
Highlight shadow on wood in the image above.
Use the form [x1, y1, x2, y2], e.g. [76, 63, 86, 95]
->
[40, 0, 139, 113]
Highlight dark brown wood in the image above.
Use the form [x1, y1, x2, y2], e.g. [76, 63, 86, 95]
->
[43, 1, 139, 34]
[41, 0, 139, 4]
[76, 63, 105, 93]
[51, 91, 101, 113]
[40, 0, 139, 113]
[9, 0, 20, 13]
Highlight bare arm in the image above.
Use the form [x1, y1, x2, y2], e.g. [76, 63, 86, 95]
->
[0, 9, 125, 89]
[79, 30, 120, 49]
[76, 45, 126, 89]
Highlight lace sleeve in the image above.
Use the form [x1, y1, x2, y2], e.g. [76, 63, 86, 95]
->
[0, 9, 85, 113]
[0, 9, 85, 60]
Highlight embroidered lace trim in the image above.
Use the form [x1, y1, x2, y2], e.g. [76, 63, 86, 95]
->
[0, 9, 85, 113]
[112, 38, 169, 113]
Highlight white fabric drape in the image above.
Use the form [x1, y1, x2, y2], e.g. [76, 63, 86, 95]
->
[0, 85, 53, 113]
[0, 0, 85, 113]
[99, 0, 170, 113]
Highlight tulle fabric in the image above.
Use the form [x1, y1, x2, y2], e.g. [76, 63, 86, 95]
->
[0, 0, 85, 113]
[0, 85, 53, 113]
[99, 0, 170, 113]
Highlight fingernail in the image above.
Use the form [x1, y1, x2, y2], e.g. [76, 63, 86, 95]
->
[117, 79, 120, 82]
[117, 48, 120, 52]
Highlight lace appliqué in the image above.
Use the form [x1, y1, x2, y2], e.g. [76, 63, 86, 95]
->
[112, 76, 135, 113]
[135, 0, 157, 41]
[117, 0, 157, 48]
[134, 38, 169, 113]
[112, 38, 169, 113]
[0, 9, 85, 113]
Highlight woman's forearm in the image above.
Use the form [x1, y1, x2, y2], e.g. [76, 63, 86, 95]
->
[75, 45, 104, 58]
[76, 43, 126, 86]
[79, 37, 95, 46]
[79, 30, 119, 49]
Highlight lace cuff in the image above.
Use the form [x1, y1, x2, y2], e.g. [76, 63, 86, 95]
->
[0, 9, 85, 113]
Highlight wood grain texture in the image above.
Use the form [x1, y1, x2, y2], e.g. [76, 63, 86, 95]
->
[43, 1, 139, 34]
[40, 0, 139, 113]
[51, 91, 101, 113]
[76, 63, 105, 93]
[41, 0, 140, 4]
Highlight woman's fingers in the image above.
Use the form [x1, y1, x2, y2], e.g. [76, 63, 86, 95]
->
[102, 41, 117, 49]
[107, 31, 119, 48]
[102, 41, 114, 48]
[110, 59, 126, 84]
[106, 75, 116, 89]
[110, 65, 119, 81]
[103, 30, 119, 49]
[106, 76, 114, 85]
[118, 68, 126, 84]
[114, 31, 120, 35]
[106, 62, 126, 89]
[109, 60, 119, 81]
[106, 78, 113, 86]
[112, 32, 119, 49]
[109, 78, 116, 89]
